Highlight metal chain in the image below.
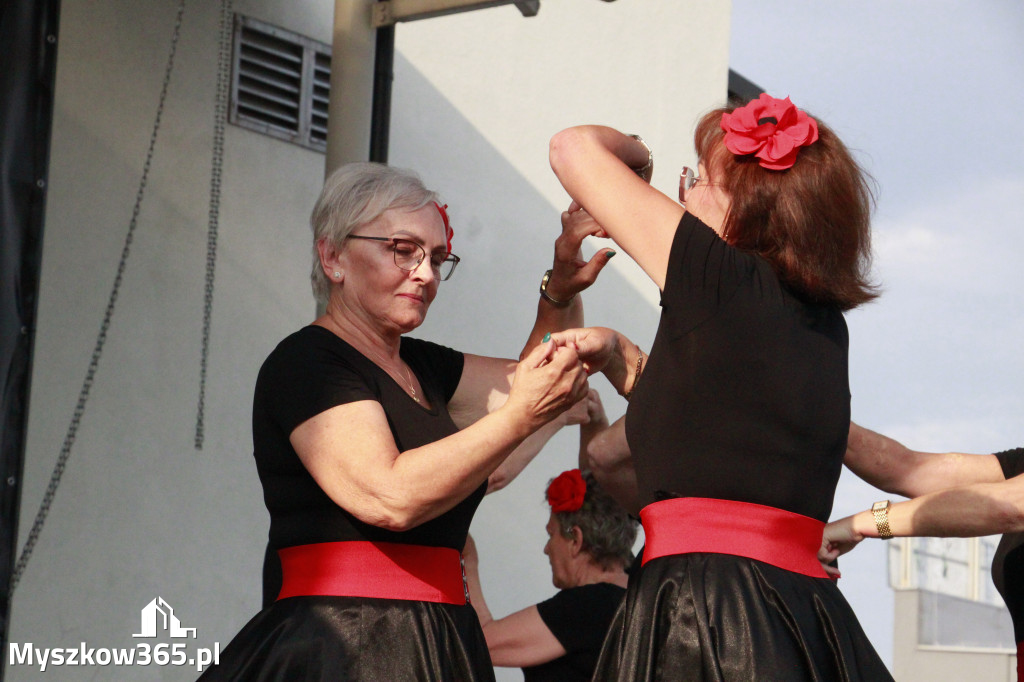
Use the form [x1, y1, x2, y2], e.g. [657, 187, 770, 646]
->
[11, 0, 187, 591]
[194, 0, 233, 450]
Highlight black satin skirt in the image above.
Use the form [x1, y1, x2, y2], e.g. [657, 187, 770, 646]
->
[593, 553, 893, 682]
[197, 595, 494, 681]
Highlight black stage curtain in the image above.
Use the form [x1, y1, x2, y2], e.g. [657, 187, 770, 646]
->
[0, 0, 62, 669]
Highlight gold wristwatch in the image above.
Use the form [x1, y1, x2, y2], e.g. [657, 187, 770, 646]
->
[539, 269, 574, 307]
[871, 500, 893, 540]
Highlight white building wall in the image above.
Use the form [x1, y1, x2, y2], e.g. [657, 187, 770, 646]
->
[8, 2, 739, 681]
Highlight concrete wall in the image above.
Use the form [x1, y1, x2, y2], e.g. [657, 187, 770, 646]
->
[7, 1, 731, 680]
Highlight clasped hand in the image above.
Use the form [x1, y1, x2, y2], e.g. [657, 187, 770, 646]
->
[506, 339, 590, 429]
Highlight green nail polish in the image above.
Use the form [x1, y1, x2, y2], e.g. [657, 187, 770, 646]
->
[606, 250, 617, 259]
[542, 332, 551, 343]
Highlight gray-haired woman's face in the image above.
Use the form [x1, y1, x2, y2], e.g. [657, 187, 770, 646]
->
[333, 205, 447, 335]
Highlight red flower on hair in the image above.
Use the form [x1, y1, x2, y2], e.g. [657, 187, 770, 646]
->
[434, 202, 454, 254]
[546, 469, 586, 513]
[720, 94, 819, 171]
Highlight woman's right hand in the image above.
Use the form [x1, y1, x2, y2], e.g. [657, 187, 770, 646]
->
[546, 327, 620, 376]
[818, 515, 864, 579]
[505, 340, 590, 430]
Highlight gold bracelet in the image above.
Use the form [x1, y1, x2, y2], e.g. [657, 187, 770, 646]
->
[871, 500, 893, 540]
[623, 345, 644, 400]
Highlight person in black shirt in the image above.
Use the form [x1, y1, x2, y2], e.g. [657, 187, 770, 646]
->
[465, 394, 637, 681]
[201, 162, 608, 681]
[544, 95, 891, 680]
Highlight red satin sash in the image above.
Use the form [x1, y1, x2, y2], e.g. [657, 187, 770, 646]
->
[640, 497, 830, 579]
[277, 540, 467, 605]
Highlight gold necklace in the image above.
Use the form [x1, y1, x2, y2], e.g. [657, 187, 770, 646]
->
[372, 351, 420, 403]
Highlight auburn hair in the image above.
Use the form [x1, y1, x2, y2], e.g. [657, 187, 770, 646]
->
[694, 105, 879, 310]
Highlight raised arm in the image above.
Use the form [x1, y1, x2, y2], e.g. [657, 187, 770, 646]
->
[291, 341, 589, 531]
[845, 421, 1004, 498]
[463, 534, 567, 668]
[520, 204, 615, 360]
[549, 126, 684, 289]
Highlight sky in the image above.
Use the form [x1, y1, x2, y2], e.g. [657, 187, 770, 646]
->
[730, 0, 1024, 664]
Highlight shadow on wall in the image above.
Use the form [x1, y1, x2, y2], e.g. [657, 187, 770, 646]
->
[389, 52, 660, 358]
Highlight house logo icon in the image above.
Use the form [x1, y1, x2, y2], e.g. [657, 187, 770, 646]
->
[133, 597, 197, 639]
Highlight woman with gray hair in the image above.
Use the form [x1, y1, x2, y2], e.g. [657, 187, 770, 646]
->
[200, 162, 613, 681]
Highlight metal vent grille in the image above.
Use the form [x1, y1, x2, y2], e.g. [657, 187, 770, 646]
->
[230, 15, 331, 152]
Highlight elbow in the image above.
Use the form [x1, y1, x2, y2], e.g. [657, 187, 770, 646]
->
[348, 497, 428, 533]
[587, 436, 628, 475]
[486, 468, 510, 495]
[549, 127, 588, 177]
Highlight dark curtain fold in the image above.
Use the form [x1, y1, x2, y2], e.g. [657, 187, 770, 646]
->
[0, 0, 62, 670]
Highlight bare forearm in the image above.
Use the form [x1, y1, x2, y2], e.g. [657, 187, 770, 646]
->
[343, 406, 540, 531]
[521, 296, 583, 361]
[604, 332, 643, 399]
[488, 413, 566, 494]
[845, 422, 1003, 497]
[462, 551, 493, 627]
[584, 416, 639, 514]
[850, 479, 1024, 539]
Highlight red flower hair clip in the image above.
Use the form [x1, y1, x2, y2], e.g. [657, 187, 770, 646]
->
[720, 94, 819, 171]
[434, 202, 454, 254]
[546, 469, 586, 513]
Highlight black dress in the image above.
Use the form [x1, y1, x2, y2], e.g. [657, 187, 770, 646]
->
[199, 326, 493, 681]
[594, 214, 892, 681]
[993, 447, 1024, 679]
[522, 583, 625, 682]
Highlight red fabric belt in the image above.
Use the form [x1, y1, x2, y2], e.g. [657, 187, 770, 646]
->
[277, 541, 467, 605]
[640, 497, 830, 579]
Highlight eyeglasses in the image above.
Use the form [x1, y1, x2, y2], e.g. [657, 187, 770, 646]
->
[345, 235, 461, 281]
[679, 166, 700, 204]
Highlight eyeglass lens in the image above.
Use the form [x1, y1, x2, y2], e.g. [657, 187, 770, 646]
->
[392, 239, 458, 281]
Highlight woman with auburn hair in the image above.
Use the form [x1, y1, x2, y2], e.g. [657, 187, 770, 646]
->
[545, 94, 891, 680]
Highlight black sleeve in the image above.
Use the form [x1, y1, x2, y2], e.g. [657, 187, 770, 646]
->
[995, 448, 1024, 479]
[660, 212, 746, 336]
[535, 584, 624, 653]
[257, 330, 379, 436]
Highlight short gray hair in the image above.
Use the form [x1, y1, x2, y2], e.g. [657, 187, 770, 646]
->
[551, 470, 638, 571]
[310, 162, 438, 302]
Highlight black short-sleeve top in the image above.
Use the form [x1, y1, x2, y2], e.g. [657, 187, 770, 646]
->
[626, 213, 851, 521]
[994, 447, 1024, 643]
[523, 583, 626, 682]
[252, 325, 481, 552]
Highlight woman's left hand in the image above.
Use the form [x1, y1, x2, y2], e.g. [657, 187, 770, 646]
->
[543, 203, 616, 302]
[818, 515, 864, 579]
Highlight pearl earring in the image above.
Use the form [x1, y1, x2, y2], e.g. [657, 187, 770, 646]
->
[333, 271, 341, 279]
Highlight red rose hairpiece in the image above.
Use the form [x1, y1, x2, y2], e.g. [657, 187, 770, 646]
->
[720, 94, 819, 171]
[434, 202, 453, 254]
[546, 469, 586, 513]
